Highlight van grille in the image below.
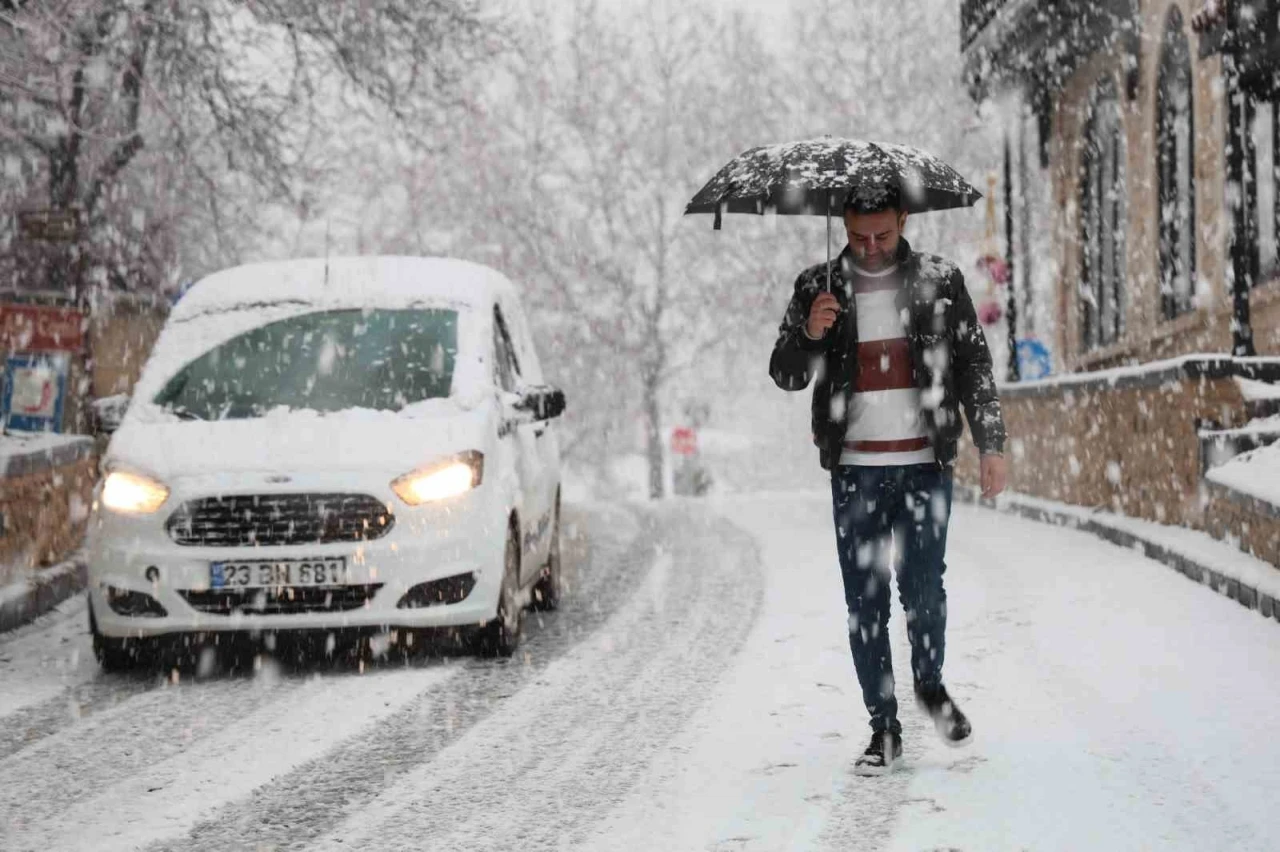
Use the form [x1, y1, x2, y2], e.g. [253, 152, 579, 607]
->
[179, 585, 383, 615]
[166, 493, 394, 547]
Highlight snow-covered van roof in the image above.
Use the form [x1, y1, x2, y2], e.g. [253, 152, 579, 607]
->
[128, 257, 508, 417]
[173, 256, 517, 320]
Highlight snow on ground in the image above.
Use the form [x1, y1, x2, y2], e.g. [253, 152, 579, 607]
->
[2, 493, 1279, 850]
[586, 492, 1280, 850]
[18, 665, 453, 852]
[0, 593, 100, 718]
[884, 501, 1280, 851]
[986, 490, 1280, 602]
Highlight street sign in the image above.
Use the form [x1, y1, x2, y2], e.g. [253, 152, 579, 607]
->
[0, 304, 86, 352]
[17, 209, 81, 243]
[2, 351, 70, 432]
[671, 426, 698, 456]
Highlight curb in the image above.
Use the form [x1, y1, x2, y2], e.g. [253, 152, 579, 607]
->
[0, 557, 87, 635]
[954, 485, 1280, 627]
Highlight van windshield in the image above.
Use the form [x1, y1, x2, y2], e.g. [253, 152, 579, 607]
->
[153, 309, 458, 420]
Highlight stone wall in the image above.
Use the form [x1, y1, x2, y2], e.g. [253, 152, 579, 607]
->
[0, 438, 97, 586]
[955, 359, 1252, 526]
[1202, 483, 1280, 568]
[955, 357, 1280, 568]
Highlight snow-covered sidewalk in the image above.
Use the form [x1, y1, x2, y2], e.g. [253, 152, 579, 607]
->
[591, 491, 1280, 851]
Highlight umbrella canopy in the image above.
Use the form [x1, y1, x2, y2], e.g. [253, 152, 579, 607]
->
[685, 137, 981, 229]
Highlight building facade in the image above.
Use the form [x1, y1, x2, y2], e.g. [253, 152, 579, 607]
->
[963, 0, 1280, 371]
[957, 0, 1280, 571]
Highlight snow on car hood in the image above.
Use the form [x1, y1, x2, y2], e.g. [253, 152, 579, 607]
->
[106, 402, 493, 481]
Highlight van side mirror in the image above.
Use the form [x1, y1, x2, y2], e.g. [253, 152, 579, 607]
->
[516, 385, 566, 421]
[505, 386, 566, 426]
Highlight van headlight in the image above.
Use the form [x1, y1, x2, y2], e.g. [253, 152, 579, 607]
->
[392, 451, 484, 505]
[101, 471, 171, 514]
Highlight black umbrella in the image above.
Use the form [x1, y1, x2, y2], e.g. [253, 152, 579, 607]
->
[685, 137, 982, 289]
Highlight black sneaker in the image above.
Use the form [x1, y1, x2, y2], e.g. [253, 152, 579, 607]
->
[853, 731, 903, 776]
[915, 683, 973, 747]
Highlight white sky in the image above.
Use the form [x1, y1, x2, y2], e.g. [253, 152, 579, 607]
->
[517, 0, 793, 30]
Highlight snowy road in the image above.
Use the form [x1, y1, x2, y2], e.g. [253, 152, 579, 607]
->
[2, 493, 1280, 851]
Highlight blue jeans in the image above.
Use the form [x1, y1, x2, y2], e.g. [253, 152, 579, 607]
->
[831, 464, 953, 734]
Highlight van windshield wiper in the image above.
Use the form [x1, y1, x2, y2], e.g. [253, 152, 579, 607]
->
[165, 404, 206, 421]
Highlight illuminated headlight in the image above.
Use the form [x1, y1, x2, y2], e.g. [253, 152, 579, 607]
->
[392, 451, 484, 505]
[101, 471, 170, 514]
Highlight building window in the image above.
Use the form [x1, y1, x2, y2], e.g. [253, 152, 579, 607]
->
[1079, 78, 1127, 351]
[1157, 7, 1197, 319]
[1249, 98, 1280, 285]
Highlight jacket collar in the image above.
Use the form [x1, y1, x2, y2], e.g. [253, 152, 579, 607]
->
[835, 237, 916, 286]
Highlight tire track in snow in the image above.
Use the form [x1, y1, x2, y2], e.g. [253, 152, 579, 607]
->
[6, 666, 454, 852]
[0, 505, 632, 849]
[0, 671, 156, 763]
[0, 594, 147, 761]
[146, 503, 658, 852]
[0, 672, 330, 844]
[304, 504, 765, 852]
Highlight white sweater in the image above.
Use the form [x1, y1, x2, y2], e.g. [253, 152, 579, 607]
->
[838, 263, 935, 467]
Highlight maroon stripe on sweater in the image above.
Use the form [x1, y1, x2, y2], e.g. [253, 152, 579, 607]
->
[844, 437, 931, 453]
[855, 338, 914, 392]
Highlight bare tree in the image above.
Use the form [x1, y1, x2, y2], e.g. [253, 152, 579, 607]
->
[277, 0, 982, 499]
[0, 0, 498, 296]
[486, 0, 782, 498]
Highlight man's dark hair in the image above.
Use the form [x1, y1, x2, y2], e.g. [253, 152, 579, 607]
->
[843, 183, 902, 215]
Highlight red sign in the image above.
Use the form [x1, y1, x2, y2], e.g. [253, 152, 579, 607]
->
[0, 304, 87, 352]
[671, 426, 698, 456]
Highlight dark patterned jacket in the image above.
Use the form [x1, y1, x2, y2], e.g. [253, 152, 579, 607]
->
[769, 237, 1006, 472]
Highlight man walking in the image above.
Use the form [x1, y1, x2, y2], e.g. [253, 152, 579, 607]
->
[769, 185, 1008, 776]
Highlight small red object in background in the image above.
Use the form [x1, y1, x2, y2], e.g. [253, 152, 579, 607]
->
[977, 299, 1004, 326]
[976, 253, 1011, 287]
[671, 427, 698, 456]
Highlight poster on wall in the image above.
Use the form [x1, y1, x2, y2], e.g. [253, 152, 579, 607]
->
[1016, 338, 1053, 381]
[2, 352, 70, 433]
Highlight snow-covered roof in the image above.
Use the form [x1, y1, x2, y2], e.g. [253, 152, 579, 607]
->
[173, 256, 517, 320]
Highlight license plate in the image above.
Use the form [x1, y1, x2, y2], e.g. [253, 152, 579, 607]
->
[210, 558, 349, 589]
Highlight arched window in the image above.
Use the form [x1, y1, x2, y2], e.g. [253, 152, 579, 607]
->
[1080, 78, 1127, 351]
[1157, 6, 1197, 319]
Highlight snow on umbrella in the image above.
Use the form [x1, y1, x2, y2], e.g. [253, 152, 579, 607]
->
[685, 137, 982, 290]
[686, 137, 981, 226]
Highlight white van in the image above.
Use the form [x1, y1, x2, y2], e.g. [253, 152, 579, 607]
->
[86, 257, 565, 666]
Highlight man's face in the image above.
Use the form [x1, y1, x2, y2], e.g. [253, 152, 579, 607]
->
[844, 209, 908, 270]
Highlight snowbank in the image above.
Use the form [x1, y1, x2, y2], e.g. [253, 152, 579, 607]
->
[1236, 377, 1280, 402]
[1207, 442, 1280, 510]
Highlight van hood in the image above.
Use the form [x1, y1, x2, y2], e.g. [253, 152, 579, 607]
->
[107, 404, 492, 482]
